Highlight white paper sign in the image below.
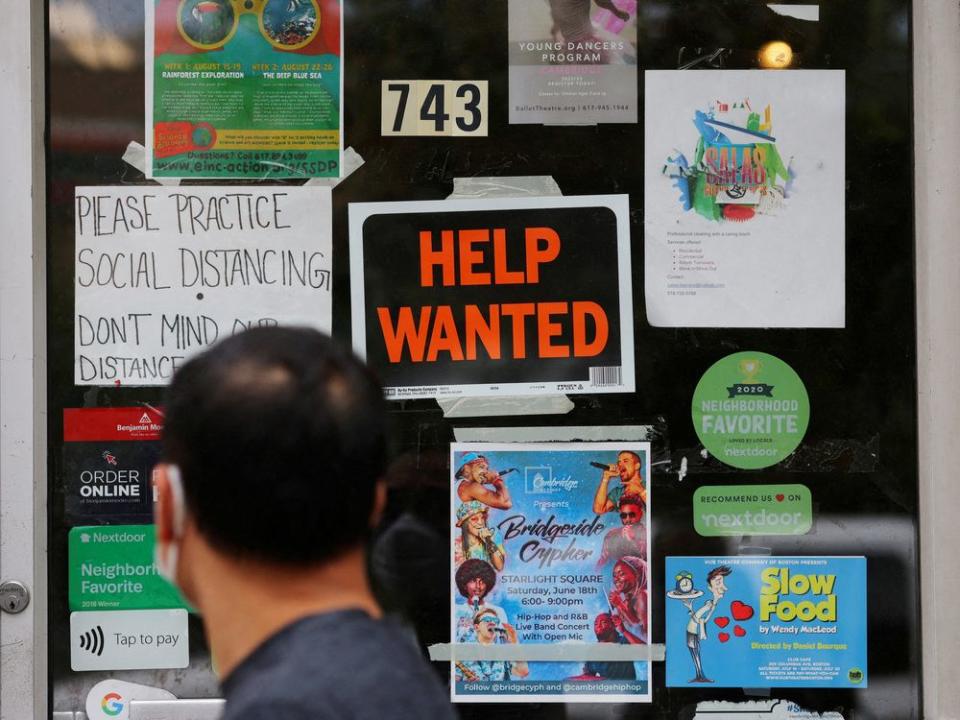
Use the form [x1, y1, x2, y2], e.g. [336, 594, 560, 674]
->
[644, 70, 845, 328]
[693, 700, 845, 719]
[74, 186, 333, 385]
[70, 609, 189, 671]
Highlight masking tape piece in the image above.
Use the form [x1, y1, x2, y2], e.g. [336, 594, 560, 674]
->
[429, 642, 665, 662]
[449, 175, 562, 200]
[123, 143, 364, 188]
[767, 4, 819, 21]
[123, 142, 181, 186]
[454, 425, 655, 442]
[693, 699, 845, 719]
[442, 175, 570, 417]
[439, 395, 574, 418]
[304, 146, 365, 187]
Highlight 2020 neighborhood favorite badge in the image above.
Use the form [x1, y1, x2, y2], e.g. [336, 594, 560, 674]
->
[692, 352, 809, 469]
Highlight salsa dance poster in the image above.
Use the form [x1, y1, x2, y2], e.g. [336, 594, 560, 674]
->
[450, 443, 652, 703]
[508, 0, 638, 124]
[146, 0, 342, 179]
[644, 70, 845, 327]
[349, 196, 634, 400]
[665, 556, 867, 688]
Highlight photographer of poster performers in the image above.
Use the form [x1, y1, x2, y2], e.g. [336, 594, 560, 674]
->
[154, 327, 456, 720]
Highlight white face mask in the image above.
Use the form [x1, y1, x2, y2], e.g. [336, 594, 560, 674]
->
[154, 464, 186, 587]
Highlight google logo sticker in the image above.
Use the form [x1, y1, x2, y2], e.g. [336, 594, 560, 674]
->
[101, 692, 124, 717]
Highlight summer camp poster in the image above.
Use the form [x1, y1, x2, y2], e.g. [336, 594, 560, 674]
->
[145, 0, 342, 179]
[348, 195, 635, 400]
[644, 70, 845, 328]
[508, 0, 638, 124]
[450, 443, 652, 703]
[665, 556, 867, 688]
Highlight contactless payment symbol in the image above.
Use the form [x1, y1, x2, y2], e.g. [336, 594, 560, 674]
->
[692, 351, 809, 470]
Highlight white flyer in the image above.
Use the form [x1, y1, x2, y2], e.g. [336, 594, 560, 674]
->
[74, 186, 332, 385]
[644, 70, 845, 328]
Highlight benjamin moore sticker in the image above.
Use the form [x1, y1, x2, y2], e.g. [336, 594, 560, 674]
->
[63, 407, 164, 522]
[70, 609, 189, 671]
[694, 485, 812, 536]
[692, 352, 809, 469]
[69, 526, 188, 611]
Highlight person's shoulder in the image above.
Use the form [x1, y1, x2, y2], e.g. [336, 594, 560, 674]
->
[229, 612, 456, 720]
[224, 699, 315, 720]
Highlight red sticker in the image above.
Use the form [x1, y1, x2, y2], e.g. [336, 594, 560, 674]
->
[718, 632, 730, 643]
[714, 616, 730, 628]
[734, 625, 747, 637]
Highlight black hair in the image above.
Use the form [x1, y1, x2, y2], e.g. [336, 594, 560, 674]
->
[455, 559, 496, 599]
[163, 327, 387, 565]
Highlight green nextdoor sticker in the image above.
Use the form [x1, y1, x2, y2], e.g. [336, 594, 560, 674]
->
[693, 484, 812, 536]
[692, 351, 810, 470]
[69, 526, 187, 611]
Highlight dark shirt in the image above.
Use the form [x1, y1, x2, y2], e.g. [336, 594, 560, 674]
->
[222, 610, 457, 720]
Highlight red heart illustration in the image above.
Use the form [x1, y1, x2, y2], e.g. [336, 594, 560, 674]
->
[714, 616, 730, 628]
[731, 601, 754, 621]
[734, 625, 746, 637]
[776, 494, 785, 502]
[718, 632, 730, 643]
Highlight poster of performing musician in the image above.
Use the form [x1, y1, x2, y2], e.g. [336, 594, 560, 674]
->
[450, 443, 652, 703]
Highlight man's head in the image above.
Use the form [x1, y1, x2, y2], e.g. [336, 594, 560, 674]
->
[616, 451, 642, 484]
[455, 559, 497, 601]
[594, 613, 617, 642]
[157, 327, 387, 581]
[618, 494, 643, 526]
[707, 565, 732, 600]
[456, 453, 489, 484]
[473, 609, 501, 644]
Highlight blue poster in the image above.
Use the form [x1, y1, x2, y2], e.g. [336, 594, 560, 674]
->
[451, 443, 652, 703]
[665, 556, 867, 688]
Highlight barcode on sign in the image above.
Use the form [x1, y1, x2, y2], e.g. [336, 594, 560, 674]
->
[589, 366, 623, 387]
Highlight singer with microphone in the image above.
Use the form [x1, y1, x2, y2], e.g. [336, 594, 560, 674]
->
[455, 609, 529, 683]
[454, 559, 508, 643]
[591, 450, 647, 515]
[455, 452, 513, 510]
[455, 500, 507, 570]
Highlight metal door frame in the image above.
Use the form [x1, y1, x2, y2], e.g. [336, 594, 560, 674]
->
[0, 0, 47, 718]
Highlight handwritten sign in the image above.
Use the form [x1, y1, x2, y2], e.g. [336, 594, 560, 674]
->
[74, 186, 332, 385]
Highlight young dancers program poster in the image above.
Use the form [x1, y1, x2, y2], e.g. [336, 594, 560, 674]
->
[508, 0, 638, 124]
[451, 443, 652, 703]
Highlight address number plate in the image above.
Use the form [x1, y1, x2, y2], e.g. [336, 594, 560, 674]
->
[382, 80, 488, 137]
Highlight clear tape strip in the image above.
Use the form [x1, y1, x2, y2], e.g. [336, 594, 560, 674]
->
[428, 642, 666, 662]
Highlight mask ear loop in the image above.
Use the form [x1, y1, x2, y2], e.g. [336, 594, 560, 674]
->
[166, 464, 187, 538]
